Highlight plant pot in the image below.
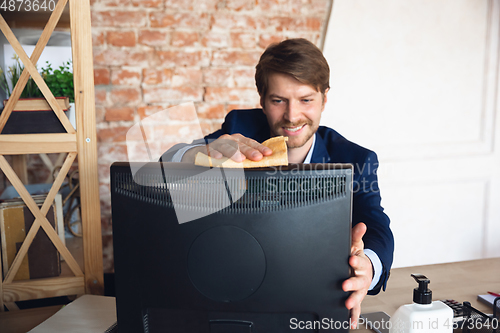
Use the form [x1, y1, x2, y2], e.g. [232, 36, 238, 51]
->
[1, 97, 70, 134]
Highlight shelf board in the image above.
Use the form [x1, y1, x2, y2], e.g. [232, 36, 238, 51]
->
[0, 5, 70, 30]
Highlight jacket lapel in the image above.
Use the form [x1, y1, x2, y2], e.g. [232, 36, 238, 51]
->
[310, 133, 331, 163]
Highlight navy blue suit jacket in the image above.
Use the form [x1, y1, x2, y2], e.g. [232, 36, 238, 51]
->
[162, 109, 394, 294]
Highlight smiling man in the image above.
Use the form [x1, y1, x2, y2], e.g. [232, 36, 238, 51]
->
[162, 38, 394, 328]
[262, 71, 324, 162]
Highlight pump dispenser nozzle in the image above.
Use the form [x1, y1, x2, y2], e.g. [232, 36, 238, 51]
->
[411, 274, 432, 304]
[389, 274, 453, 332]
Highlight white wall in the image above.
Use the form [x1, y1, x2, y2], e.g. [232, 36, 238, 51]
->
[322, 0, 500, 268]
[0, 28, 71, 101]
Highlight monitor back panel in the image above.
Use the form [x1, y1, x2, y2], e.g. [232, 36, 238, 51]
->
[111, 162, 353, 333]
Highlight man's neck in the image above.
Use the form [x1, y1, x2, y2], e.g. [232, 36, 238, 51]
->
[287, 136, 315, 163]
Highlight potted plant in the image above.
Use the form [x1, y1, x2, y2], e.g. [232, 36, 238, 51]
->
[0, 56, 74, 134]
[41, 60, 74, 104]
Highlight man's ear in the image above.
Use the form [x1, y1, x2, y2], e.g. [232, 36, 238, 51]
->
[260, 96, 266, 111]
[322, 88, 329, 111]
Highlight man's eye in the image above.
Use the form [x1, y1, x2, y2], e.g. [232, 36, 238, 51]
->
[272, 99, 283, 104]
[302, 99, 312, 103]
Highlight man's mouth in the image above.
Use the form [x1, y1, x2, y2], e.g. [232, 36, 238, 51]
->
[283, 124, 306, 133]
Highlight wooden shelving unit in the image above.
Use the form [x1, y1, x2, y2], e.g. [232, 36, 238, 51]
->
[0, 0, 103, 310]
[1, 5, 70, 30]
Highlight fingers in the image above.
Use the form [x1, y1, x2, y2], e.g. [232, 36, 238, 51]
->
[350, 303, 361, 329]
[232, 134, 273, 161]
[343, 271, 371, 294]
[352, 222, 367, 244]
[345, 289, 365, 312]
[346, 253, 372, 291]
[344, 240, 372, 329]
[208, 134, 273, 162]
[238, 141, 272, 161]
[343, 277, 368, 329]
[351, 222, 367, 255]
[235, 133, 273, 155]
[208, 140, 245, 162]
[204, 146, 223, 159]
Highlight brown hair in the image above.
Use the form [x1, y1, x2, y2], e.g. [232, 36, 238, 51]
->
[255, 38, 330, 100]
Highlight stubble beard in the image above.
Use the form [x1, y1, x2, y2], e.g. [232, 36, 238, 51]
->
[271, 120, 318, 149]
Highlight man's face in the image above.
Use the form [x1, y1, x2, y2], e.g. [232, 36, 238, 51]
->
[262, 72, 327, 149]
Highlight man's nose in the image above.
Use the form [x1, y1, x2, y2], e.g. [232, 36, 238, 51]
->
[284, 101, 301, 123]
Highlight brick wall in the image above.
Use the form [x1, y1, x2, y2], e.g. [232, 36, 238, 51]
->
[91, 0, 331, 263]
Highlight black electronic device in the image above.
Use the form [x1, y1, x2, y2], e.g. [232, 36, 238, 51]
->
[360, 312, 390, 333]
[440, 299, 464, 318]
[111, 162, 354, 332]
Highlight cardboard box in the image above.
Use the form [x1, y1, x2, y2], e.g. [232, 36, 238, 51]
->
[0, 195, 61, 280]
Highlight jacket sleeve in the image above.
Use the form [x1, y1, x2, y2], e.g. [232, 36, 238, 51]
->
[159, 141, 205, 162]
[159, 109, 265, 162]
[351, 150, 394, 295]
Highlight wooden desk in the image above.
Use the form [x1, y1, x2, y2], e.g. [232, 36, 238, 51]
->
[0, 258, 499, 332]
[356, 257, 500, 332]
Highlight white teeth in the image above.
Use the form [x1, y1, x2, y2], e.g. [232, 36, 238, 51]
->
[285, 125, 304, 132]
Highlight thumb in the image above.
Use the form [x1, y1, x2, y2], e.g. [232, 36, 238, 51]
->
[351, 222, 367, 253]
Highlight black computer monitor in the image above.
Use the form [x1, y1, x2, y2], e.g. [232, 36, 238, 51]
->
[111, 162, 353, 333]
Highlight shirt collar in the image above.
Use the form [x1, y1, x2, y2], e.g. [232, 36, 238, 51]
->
[303, 134, 316, 164]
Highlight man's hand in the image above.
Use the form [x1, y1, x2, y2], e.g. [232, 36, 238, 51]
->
[182, 133, 273, 163]
[342, 222, 373, 329]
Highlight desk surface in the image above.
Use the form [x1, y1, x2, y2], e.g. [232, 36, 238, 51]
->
[357, 257, 500, 332]
[1, 258, 499, 333]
